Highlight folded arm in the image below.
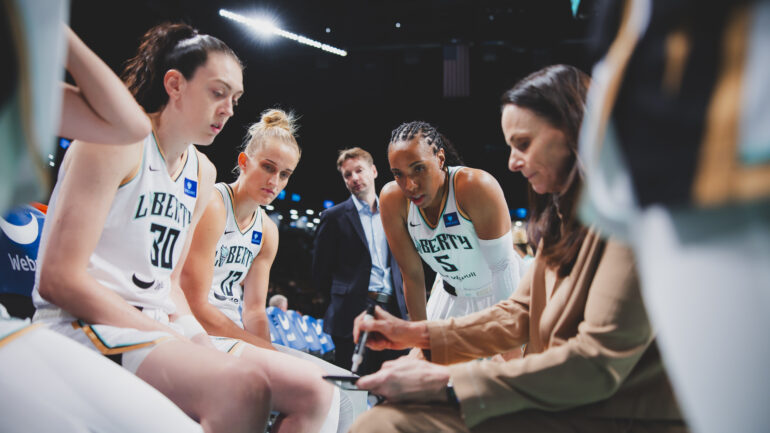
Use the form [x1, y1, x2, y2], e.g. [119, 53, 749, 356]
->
[59, 27, 150, 144]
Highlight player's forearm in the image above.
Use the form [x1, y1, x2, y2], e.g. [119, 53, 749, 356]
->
[39, 267, 174, 334]
[191, 302, 245, 338]
[239, 308, 275, 350]
[403, 276, 428, 321]
[243, 310, 272, 342]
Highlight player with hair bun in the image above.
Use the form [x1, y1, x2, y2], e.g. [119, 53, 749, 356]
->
[181, 108, 299, 347]
[181, 108, 349, 433]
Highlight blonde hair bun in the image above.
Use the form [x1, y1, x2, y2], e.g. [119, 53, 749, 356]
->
[236, 108, 302, 176]
[249, 108, 296, 137]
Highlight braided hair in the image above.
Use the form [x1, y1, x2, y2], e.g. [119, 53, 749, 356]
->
[389, 121, 464, 166]
[122, 22, 242, 114]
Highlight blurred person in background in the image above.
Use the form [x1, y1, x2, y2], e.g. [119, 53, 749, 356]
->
[269, 294, 289, 312]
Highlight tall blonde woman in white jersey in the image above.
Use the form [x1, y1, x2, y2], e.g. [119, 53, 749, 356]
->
[380, 121, 522, 321]
[180, 110, 349, 433]
[180, 109, 298, 349]
[31, 23, 330, 433]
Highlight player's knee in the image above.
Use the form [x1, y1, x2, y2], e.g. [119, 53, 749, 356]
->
[306, 368, 333, 410]
[228, 362, 272, 410]
[292, 364, 332, 415]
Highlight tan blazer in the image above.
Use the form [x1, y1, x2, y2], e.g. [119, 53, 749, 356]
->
[426, 228, 683, 428]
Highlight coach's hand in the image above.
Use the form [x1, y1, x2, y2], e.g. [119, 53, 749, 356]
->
[353, 306, 430, 351]
[356, 357, 450, 403]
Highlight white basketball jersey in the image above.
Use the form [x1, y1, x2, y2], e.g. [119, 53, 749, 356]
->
[407, 166, 493, 297]
[209, 183, 264, 327]
[33, 134, 199, 318]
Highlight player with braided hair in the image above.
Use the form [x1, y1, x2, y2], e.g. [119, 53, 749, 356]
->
[380, 121, 524, 322]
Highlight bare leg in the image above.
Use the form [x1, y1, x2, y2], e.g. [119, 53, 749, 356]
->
[239, 344, 333, 433]
[136, 340, 271, 433]
[0, 326, 202, 433]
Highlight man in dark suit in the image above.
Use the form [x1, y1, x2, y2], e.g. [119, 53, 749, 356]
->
[312, 147, 409, 374]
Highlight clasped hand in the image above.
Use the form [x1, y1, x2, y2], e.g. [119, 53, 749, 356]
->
[355, 357, 451, 403]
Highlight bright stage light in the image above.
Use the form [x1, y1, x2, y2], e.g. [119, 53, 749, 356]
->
[220, 9, 348, 57]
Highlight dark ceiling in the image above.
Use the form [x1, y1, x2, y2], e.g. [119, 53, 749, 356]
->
[68, 0, 601, 213]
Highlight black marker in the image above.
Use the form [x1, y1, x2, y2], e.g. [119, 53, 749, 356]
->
[351, 303, 376, 374]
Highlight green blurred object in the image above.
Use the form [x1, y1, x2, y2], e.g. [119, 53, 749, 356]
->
[571, 0, 581, 17]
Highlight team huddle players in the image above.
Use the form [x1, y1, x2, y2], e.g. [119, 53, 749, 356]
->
[6, 1, 770, 431]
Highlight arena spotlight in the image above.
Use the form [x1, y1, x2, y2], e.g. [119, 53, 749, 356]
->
[220, 9, 348, 57]
[305, 209, 314, 215]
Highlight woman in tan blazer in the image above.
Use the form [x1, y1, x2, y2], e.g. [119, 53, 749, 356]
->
[348, 65, 687, 432]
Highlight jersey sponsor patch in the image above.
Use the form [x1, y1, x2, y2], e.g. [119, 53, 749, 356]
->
[184, 178, 197, 197]
[443, 212, 460, 228]
[251, 230, 263, 245]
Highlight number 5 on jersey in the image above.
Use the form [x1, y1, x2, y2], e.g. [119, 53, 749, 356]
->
[434, 254, 458, 272]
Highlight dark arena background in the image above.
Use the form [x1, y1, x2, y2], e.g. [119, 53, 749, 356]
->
[63, 0, 600, 316]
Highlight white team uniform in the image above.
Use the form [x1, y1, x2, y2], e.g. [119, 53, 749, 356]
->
[209, 183, 264, 327]
[407, 166, 514, 320]
[1, 304, 202, 433]
[205, 186, 353, 432]
[31, 134, 200, 372]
